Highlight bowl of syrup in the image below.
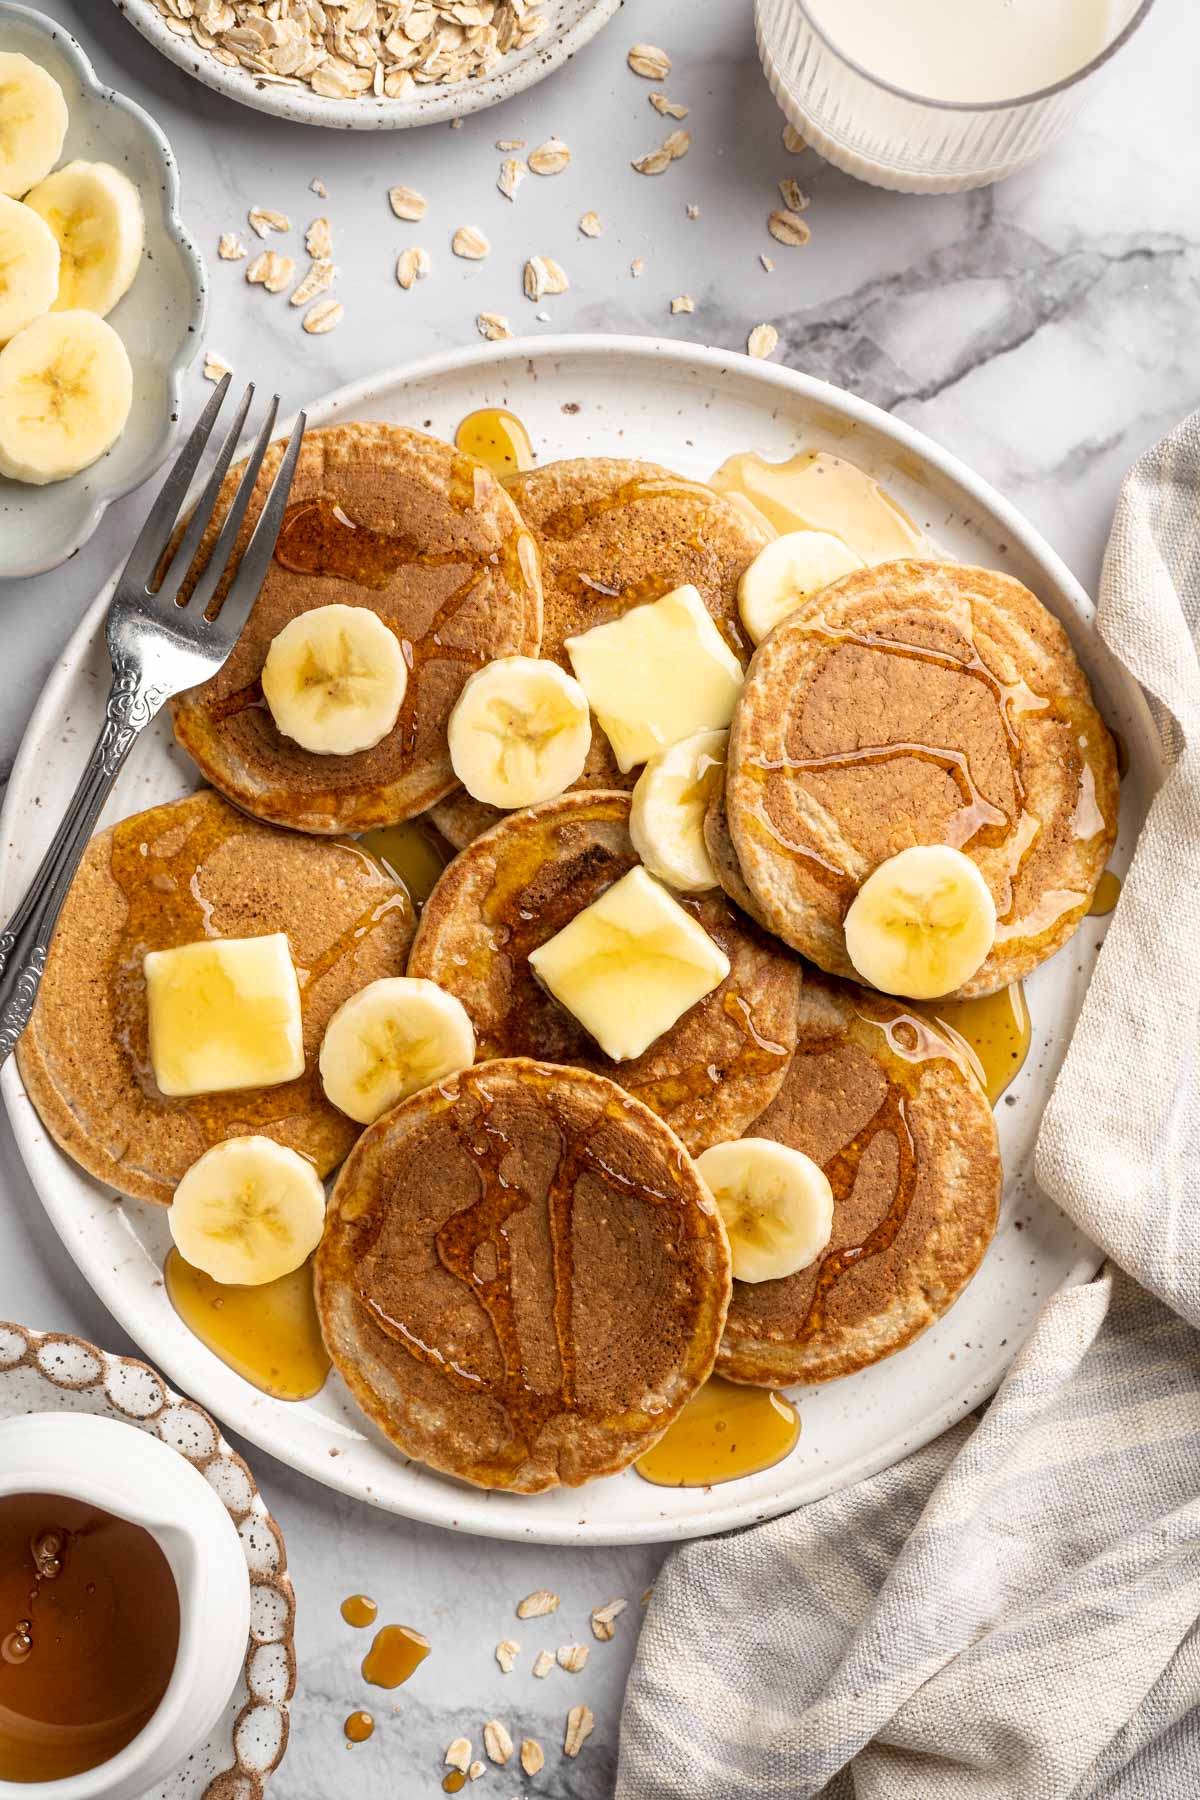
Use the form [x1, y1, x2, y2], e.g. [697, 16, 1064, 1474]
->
[0, 1414, 249, 1798]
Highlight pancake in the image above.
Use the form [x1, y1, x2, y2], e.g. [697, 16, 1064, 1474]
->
[703, 766, 772, 930]
[315, 1058, 731, 1492]
[17, 789, 415, 1206]
[172, 423, 543, 836]
[408, 791, 802, 1155]
[725, 559, 1119, 997]
[430, 456, 768, 848]
[718, 971, 1001, 1387]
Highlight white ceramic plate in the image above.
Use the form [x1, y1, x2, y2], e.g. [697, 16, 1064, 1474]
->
[0, 4, 206, 578]
[0, 336, 1160, 1546]
[112, 0, 622, 129]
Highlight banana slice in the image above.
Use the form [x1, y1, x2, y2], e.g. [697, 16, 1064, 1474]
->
[738, 530, 865, 645]
[24, 160, 145, 319]
[844, 844, 997, 999]
[319, 976, 476, 1124]
[0, 194, 60, 343]
[261, 603, 407, 756]
[0, 53, 69, 199]
[168, 1136, 326, 1287]
[629, 729, 727, 894]
[0, 311, 132, 485]
[448, 655, 591, 809]
[696, 1138, 834, 1284]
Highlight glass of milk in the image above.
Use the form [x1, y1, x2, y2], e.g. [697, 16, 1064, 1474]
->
[755, 0, 1155, 192]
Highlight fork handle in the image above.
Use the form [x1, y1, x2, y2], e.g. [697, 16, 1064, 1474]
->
[0, 655, 170, 1064]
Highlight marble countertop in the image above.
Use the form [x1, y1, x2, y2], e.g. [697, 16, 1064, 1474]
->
[1, 1, 1196, 1794]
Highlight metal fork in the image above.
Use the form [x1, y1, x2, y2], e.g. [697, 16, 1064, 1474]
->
[0, 377, 307, 1062]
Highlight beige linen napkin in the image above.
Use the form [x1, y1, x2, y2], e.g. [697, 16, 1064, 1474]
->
[616, 414, 1200, 1800]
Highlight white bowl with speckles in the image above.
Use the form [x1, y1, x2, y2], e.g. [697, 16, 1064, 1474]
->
[0, 5, 206, 579]
[111, 0, 623, 130]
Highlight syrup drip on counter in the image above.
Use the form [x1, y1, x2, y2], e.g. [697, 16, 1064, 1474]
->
[635, 1378, 800, 1487]
[361, 1623, 431, 1687]
[709, 448, 929, 559]
[1088, 869, 1122, 917]
[0, 1493, 180, 1783]
[165, 1250, 331, 1401]
[443, 1772, 467, 1793]
[344, 1710, 375, 1743]
[454, 407, 535, 480]
[341, 1593, 378, 1628]
[914, 982, 1031, 1107]
[359, 819, 454, 908]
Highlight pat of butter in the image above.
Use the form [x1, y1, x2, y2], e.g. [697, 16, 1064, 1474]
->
[565, 584, 744, 773]
[528, 865, 730, 1062]
[145, 933, 305, 1098]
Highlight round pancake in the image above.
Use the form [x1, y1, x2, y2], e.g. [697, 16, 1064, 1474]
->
[315, 1058, 731, 1492]
[430, 456, 768, 849]
[172, 423, 543, 836]
[725, 559, 1119, 997]
[718, 971, 1001, 1388]
[17, 789, 415, 1206]
[409, 791, 802, 1155]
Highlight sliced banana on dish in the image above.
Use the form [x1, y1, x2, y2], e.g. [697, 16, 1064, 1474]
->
[24, 160, 145, 319]
[0, 194, 60, 343]
[448, 655, 591, 809]
[696, 1138, 834, 1285]
[0, 310, 132, 484]
[629, 728, 727, 894]
[738, 529, 865, 645]
[168, 1135, 327, 1287]
[844, 843, 997, 1000]
[0, 52, 69, 199]
[262, 603, 407, 756]
[319, 976, 476, 1125]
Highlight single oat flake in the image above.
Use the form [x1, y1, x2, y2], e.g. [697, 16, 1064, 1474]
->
[628, 42, 671, 79]
[783, 123, 808, 152]
[760, 252, 776, 272]
[477, 311, 513, 340]
[557, 1643, 589, 1672]
[528, 137, 570, 175]
[445, 1738, 472, 1773]
[397, 245, 431, 289]
[248, 206, 289, 239]
[467, 1761, 486, 1781]
[494, 1638, 520, 1672]
[578, 211, 602, 237]
[483, 1719, 514, 1766]
[532, 1649, 555, 1678]
[246, 250, 294, 293]
[523, 255, 568, 302]
[650, 92, 688, 118]
[748, 322, 779, 360]
[591, 1597, 627, 1641]
[520, 1739, 545, 1776]
[686, 203, 700, 219]
[496, 137, 526, 150]
[778, 177, 810, 213]
[302, 297, 344, 335]
[630, 256, 645, 277]
[452, 225, 490, 260]
[306, 216, 332, 258]
[517, 1589, 560, 1620]
[290, 258, 335, 306]
[497, 157, 527, 200]
[632, 146, 672, 177]
[670, 294, 695, 314]
[663, 128, 690, 160]
[389, 185, 427, 222]
[768, 208, 812, 247]
[217, 232, 246, 261]
[563, 1704, 595, 1759]
[310, 177, 327, 197]
[203, 352, 232, 383]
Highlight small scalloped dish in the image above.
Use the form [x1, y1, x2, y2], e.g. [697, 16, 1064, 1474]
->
[0, 4, 207, 578]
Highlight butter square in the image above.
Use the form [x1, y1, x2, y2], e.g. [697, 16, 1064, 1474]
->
[528, 866, 730, 1062]
[144, 933, 305, 1098]
[565, 584, 744, 773]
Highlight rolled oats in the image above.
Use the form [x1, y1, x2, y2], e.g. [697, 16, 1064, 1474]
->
[528, 137, 570, 175]
[290, 258, 335, 305]
[445, 1738, 472, 1773]
[778, 177, 810, 213]
[523, 255, 568, 301]
[396, 245, 431, 288]
[628, 42, 670, 79]
[203, 351, 232, 383]
[520, 1739, 545, 1776]
[649, 91, 688, 118]
[494, 1637, 520, 1671]
[632, 146, 672, 176]
[248, 206, 289, 238]
[306, 216, 333, 258]
[482, 1719, 514, 1766]
[389, 185, 428, 221]
[563, 1704, 595, 1758]
[532, 1649, 555, 1677]
[453, 225, 490, 259]
[495, 137, 526, 150]
[302, 297, 344, 334]
[477, 311, 513, 340]
[760, 252, 776, 272]
[670, 294, 695, 314]
[590, 1597, 627, 1641]
[310, 176, 328, 197]
[468, 1762, 486, 1781]
[516, 1590, 560, 1619]
[783, 123, 807, 152]
[663, 128, 690, 160]
[217, 232, 246, 260]
[747, 322, 779, 360]
[768, 208, 811, 246]
[246, 249, 294, 292]
[557, 1642, 589, 1671]
[578, 210, 602, 237]
[497, 158, 527, 200]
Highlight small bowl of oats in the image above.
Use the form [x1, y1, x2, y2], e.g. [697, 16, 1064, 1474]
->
[113, 0, 623, 129]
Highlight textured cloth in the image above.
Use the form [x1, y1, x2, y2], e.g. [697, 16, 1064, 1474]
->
[617, 414, 1200, 1800]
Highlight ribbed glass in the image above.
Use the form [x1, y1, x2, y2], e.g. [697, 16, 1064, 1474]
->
[755, 0, 1155, 194]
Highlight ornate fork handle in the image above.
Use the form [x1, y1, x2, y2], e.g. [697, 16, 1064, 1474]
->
[0, 657, 169, 1063]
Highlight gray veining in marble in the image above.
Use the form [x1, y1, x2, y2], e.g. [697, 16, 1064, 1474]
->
[0, 1, 1196, 1794]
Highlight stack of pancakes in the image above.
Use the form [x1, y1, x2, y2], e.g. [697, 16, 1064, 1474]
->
[21, 423, 1118, 1494]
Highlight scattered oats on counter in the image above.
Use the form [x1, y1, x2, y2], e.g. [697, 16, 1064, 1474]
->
[445, 1737, 472, 1773]
[523, 255, 568, 301]
[532, 1649, 555, 1678]
[747, 322, 779, 360]
[477, 311, 513, 339]
[147, 0, 549, 99]
[483, 1719, 514, 1766]
[290, 258, 335, 305]
[557, 1643, 589, 1672]
[563, 1704, 595, 1758]
[760, 252, 775, 272]
[495, 137, 526, 150]
[778, 177, 810, 213]
[578, 210, 602, 237]
[494, 1637, 520, 1672]
[203, 351, 232, 383]
[686, 202, 700, 219]
[218, 232, 246, 261]
[310, 176, 327, 197]
[528, 137, 570, 175]
[664, 128, 691, 159]
[768, 208, 811, 246]
[590, 1597, 627, 1641]
[468, 1761, 486, 1781]
[248, 206, 289, 238]
[628, 42, 671, 79]
[630, 256, 644, 277]
[517, 1590, 560, 1620]
[452, 224, 490, 259]
[497, 157, 527, 200]
[650, 91, 688, 118]
[389, 184, 427, 221]
[783, 123, 808, 152]
[396, 245, 431, 288]
[247, 249, 294, 293]
[520, 1739, 545, 1776]
[632, 145, 671, 176]
[302, 297, 344, 335]
[306, 216, 333, 258]
[670, 294, 694, 314]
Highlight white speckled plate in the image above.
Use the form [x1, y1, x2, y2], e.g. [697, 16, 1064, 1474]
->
[111, 0, 622, 130]
[0, 336, 1162, 1545]
[0, 1321, 295, 1797]
[0, 4, 206, 578]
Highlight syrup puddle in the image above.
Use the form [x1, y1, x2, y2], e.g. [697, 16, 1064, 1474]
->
[360, 819, 454, 908]
[344, 1710, 375, 1743]
[361, 1623, 431, 1688]
[635, 1377, 800, 1487]
[340, 1593, 378, 1628]
[710, 448, 928, 560]
[915, 982, 1030, 1107]
[164, 1250, 330, 1401]
[1088, 869, 1122, 916]
[454, 407, 535, 481]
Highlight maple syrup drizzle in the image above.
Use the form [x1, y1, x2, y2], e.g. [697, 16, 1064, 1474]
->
[361, 1623, 431, 1687]
[443, 1772, 467, 1793]
[453, 407, 535, 480]
[341, 1593, 378, 1628]
[359, 819, 454, 908]
[914, 982, 1031, 1106]
[709, 448, 928, 559]
[164, 1249, 330, 1400]
[635, 1378, 800, 1487]
[537, 475, 728, 542]
[752, 740, 1009, 851]
[344, 1709, 375, 1743]
[1088, 869, 1122, 916]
